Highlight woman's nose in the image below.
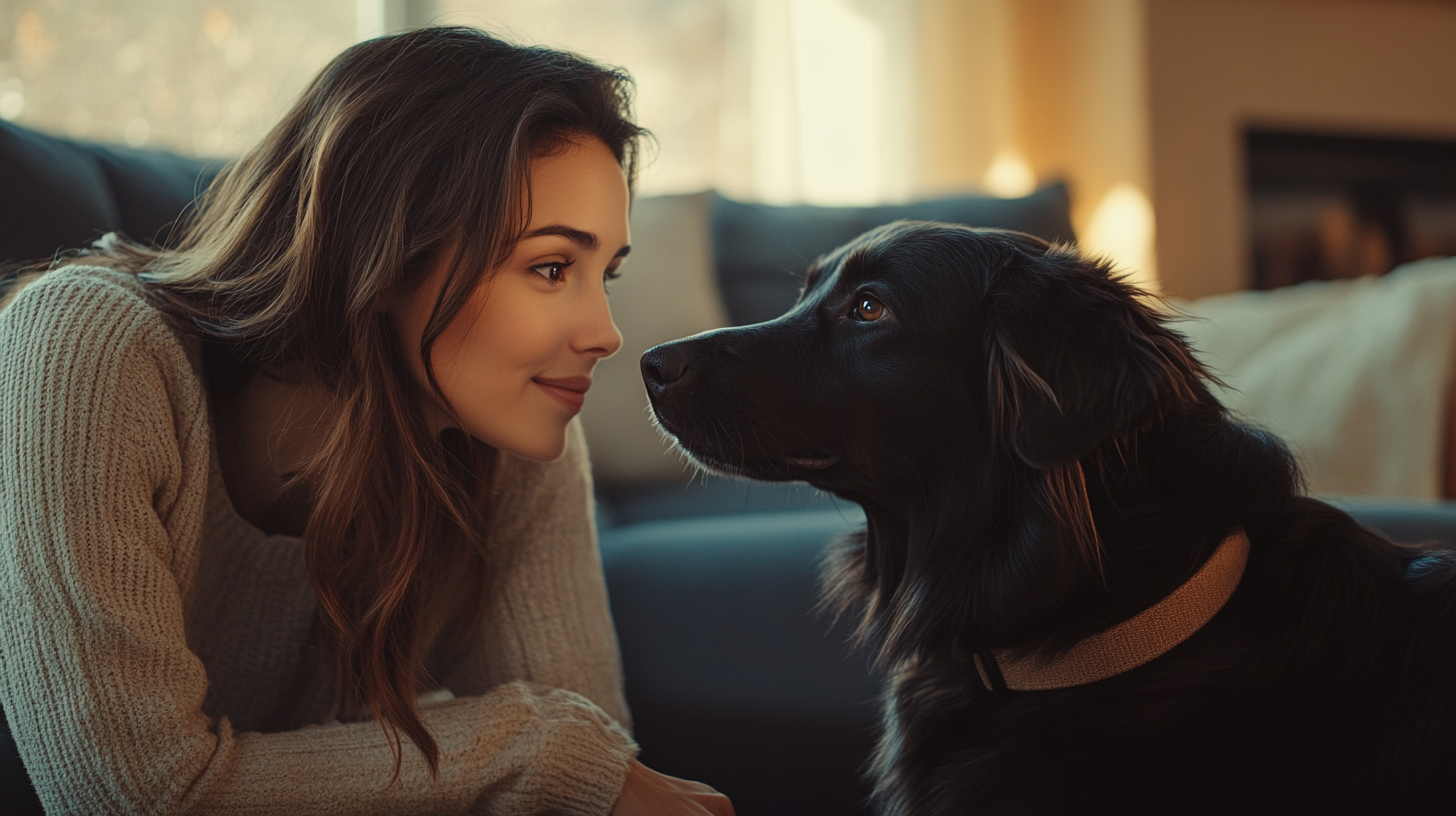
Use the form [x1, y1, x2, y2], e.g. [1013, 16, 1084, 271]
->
[578, 286, 623, 358]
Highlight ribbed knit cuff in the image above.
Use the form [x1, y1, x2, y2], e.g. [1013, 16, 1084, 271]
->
[442, 683, 638, 816]
[529, 698, 637, 816]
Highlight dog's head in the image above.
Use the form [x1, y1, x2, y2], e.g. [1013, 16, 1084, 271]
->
[642, 222, 1218, 657]
[643, 222, 1207, 490]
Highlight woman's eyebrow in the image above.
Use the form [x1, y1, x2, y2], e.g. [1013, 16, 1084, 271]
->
[522, 223, 630, 258]
[523, 224, 598, 248]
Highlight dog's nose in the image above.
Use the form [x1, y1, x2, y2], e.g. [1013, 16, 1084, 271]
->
[641, 343, 691, 391]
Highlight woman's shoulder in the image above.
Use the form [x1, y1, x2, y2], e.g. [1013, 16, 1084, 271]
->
[3, 263, 154, 320]
[0, 262, 204, 401]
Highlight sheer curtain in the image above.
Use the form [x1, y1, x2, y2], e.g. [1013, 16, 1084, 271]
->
[2, 0, 920, 204]
[732, 0, 918, 204]
[436, 0, 920, 205]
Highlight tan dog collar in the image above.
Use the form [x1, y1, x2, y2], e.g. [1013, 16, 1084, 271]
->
[973, 530, 1251, 693]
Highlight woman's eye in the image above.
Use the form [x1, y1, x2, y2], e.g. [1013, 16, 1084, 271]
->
[852, 295, 886, 321]
[531, 261, 570, 282]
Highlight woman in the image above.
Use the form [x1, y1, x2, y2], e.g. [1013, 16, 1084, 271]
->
[0, 26, 731, 815]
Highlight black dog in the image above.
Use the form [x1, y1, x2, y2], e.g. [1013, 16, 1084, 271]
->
[641, 223, 1456, 815]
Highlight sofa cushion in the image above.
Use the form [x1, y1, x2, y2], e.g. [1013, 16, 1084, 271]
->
[87, 142, 222, 248]
[0, 122, 218, 264]
[710, 183, 1077, 326]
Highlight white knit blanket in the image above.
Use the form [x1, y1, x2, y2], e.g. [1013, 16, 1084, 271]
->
[1171, 257, 1456, 500]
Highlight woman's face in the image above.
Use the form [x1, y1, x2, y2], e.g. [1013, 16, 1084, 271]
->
[392, 137, 629, 462]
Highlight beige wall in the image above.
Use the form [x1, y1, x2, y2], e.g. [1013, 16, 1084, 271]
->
[917, 0, 1013, 195]
[919, 0, 1456, 298]
[917, 0, 1157, 289]
[1015, 0, 1154, 287]
[1147, 0, 1456, 297]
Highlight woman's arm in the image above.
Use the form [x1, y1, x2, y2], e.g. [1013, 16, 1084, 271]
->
[0, 269, 635, 815]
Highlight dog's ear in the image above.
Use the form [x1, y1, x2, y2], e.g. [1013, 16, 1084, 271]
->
[984, 245, 1207, 469]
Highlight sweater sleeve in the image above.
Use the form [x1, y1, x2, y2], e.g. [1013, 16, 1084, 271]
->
[0, 270, 635, 816]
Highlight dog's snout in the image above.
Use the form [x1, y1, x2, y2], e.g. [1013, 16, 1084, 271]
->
[641, 343, 691, 391]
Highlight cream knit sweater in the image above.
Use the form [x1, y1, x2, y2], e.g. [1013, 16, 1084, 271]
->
[0, 266, 638, 815]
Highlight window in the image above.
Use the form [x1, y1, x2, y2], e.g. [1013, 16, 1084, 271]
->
[4, 0, 919, 205]
[1, 0, 355, 157]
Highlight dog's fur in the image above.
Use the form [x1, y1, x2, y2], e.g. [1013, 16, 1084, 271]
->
[641, 223, 1456, 815]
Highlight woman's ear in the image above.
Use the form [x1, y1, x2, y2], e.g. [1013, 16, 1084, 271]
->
[984, 247, 1207, 469]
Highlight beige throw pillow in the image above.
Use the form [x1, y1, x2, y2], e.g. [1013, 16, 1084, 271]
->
[1173, 256, 1456, 499]
[581, 191, 730, 485]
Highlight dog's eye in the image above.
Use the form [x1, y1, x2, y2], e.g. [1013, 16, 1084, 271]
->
[852, 295, 886, 322]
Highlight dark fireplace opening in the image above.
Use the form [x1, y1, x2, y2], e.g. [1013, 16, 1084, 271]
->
[1246, 128, 1456, 290]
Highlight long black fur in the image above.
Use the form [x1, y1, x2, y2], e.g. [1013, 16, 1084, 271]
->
[641, 223, 1456, 814]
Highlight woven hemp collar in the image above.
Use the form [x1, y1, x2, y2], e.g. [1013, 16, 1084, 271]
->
[973, 530, 1251, 693]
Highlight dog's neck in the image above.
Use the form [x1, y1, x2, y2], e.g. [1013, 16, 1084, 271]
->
[971, 530, 1250, 692]
[831, 412, 1293, 678]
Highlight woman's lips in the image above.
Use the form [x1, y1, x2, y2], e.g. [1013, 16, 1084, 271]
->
[533, 376, 591, 412]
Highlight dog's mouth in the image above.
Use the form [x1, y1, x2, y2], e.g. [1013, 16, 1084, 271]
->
[690, 449, 842, 478]
[649, 400, 842, 475]
[667, 435, 842, 479]
[783, 453, 841, 469]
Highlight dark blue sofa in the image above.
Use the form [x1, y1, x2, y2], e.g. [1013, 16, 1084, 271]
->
[7, 120, 1456, 815]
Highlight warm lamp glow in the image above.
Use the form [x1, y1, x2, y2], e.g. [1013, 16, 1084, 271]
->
[983, 147, 1036, 198]
[1084, 182, 1158, 290]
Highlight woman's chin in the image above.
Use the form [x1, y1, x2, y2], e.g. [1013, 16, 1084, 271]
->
[449, 412, 571, 463]
[494, 430, 570, 463]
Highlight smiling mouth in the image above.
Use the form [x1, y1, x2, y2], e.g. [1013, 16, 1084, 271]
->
[533, 376, 590, 411]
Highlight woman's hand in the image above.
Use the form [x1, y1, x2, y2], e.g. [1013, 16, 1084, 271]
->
[611, 758, 735, 816]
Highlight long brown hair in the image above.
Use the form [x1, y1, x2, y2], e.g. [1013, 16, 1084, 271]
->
[56, 27, 644, 774]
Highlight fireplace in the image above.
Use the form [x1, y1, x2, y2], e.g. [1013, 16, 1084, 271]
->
[1247, 129, 1456, 290]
